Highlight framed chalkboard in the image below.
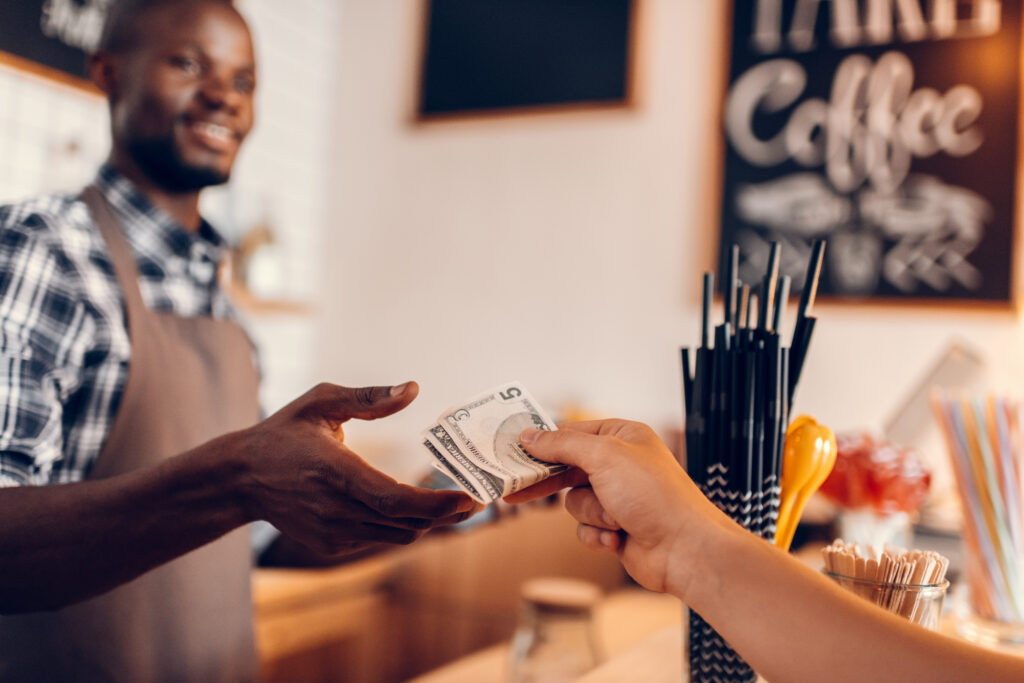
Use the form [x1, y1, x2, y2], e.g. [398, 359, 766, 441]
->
[719, 0, 1021, 305]
[0, 0, 107, 90]
[418, 0, 635, 118]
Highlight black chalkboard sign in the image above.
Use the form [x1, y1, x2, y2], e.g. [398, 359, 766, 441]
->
[719, 0, 1021, 304]
[0, 0, 108, 86]
[419, 0, 634, 117]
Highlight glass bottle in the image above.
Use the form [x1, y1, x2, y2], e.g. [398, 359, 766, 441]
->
[508, 578, 603, 683]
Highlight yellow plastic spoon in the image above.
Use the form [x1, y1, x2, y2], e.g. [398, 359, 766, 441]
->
[774, 415, 837, 551]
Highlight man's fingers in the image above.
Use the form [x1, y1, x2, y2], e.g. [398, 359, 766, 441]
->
[431, 506, 483, 528]
[379, 502, 484, 530]
[340, 522, 424, 546]
[353, 473, 477, 520]
[503, 467, 589, 504]
[302, 381, 419, 424]
[565, 487, 619, 530]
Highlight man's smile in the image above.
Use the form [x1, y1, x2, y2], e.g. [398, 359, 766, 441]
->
[184, 118, 239, 153]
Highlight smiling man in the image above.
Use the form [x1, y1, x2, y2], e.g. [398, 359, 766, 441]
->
[98, 0, 254, 220]
[0, 1, 475, 680]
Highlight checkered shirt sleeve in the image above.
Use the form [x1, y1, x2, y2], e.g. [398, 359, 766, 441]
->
[0, 199, 96, 486]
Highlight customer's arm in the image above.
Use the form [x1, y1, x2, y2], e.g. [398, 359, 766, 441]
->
[0, 382, 476, 613]
[508, 420, 1024, 683]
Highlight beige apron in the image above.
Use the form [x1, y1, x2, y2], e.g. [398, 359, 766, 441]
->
[0, 187, 262, 681]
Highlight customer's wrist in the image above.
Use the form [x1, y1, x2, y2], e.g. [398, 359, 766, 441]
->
[663, 503, 742, 603]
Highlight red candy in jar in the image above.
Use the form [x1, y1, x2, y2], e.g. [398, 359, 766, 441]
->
[818, 433, 931, 514]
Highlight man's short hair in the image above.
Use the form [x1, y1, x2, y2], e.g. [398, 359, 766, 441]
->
[96, 0, 235, 55]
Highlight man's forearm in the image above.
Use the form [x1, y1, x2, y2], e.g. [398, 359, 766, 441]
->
[676, 523, 1024, 683]
[0, 434, 251, 613]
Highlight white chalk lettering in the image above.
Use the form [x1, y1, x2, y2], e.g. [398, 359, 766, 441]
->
[40, 0, 111, 53]
[726, 51, 983, 193]
[752, 0, 1002, 53]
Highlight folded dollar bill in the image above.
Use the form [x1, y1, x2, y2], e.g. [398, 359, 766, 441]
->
[421, 381, 565, 504]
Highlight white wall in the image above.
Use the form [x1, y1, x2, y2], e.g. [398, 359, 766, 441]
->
[228, 0, 340, 412]
[0, 64, 109, 202]
[319, 0, 1024, 481]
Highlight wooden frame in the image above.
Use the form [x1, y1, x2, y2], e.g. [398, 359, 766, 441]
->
[0, 51, 100, 95]
[413, 0, 641, 123]
[0, 0, 103, 95]
[714, 0, 1023, 309]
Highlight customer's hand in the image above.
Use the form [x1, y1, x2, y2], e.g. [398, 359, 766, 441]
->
[506, 420, 730, 595]
[232, 382, 479, 557]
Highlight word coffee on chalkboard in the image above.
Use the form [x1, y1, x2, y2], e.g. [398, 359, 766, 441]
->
[719, 0, 1021, 303]
[0, 0, 110, 83]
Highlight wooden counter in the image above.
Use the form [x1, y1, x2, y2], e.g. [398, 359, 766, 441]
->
[578, 625, 683, 683]
[253, 554, 397, 681]
[411, 589, 683, 683]
[252, 505, 625, 682]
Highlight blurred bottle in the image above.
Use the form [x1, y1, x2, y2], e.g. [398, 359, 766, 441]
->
[508, 578, 602, 683]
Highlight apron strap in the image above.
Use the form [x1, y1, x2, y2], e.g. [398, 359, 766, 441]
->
[81, 186, 149, 323]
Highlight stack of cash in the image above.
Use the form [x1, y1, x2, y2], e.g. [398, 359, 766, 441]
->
[421, 381, 565, 504]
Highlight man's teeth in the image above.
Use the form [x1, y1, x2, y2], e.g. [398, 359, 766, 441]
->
[194, 122, 231, 142]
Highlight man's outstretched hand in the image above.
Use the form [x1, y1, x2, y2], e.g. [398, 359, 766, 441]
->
[232, 381, 479, 558]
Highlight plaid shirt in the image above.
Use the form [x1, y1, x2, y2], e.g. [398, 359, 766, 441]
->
[0, 165, 244, 487]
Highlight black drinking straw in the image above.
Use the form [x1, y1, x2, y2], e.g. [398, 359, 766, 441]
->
[752, 338, 767, 532]
[772, 275, 791, 340]
[705, 327, 724, 513]
[691, 351, 709, 486]
[726, 244, 739, 332]
[768, 346, 789, 542]
[717, 324, 732, 453]
[714, 325, 733, 516]
[789, 317, 817, 408]
[798, 240, 825, 321]
[791, 241, 824, 356]
[739, 350, 756, 528]
[738, 283, 749, 332]
[762, 334, 783, 538]
[693, 273, 714, 489]
[681, 348, 693, 413]
[789, 240, 825, 406]
[702, 272, 713, 349]
[728, 345, 744, 513]
[681, 347, 695, 472]
[733, 280, 743, 339]
[746, 292, 758, 332]
[759, 242, 781, 333]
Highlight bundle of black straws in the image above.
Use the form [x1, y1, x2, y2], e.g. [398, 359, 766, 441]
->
[681, 239, 824, 682]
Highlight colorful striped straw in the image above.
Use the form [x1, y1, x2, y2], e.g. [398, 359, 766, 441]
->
[932, 392, 1024, 623]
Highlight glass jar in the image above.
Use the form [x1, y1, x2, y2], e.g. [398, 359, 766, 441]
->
[508, 578, 602, 683]
[824, 571, 949, 630]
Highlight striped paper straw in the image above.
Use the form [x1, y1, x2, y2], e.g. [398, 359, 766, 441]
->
[932, 392, 1024, 622]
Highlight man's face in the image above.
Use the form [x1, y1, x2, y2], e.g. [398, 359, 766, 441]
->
[108, 2, 256, 192]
